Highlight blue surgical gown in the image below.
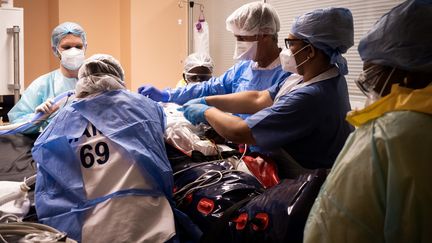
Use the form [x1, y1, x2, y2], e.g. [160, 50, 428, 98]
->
[167, 60, 290, 106]
[8, 69, 77, 125]
[32, 90, 200, 242]
[245, 74, 353, 169]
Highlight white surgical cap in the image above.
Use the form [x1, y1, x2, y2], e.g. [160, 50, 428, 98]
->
[226, 1, 280, 36]
[358, 0, 432, 73]
[51, 22, 87, 57]
[76, 54, 125, 98]
[183, 52, 214, 73]
[290, 8, 354, 75]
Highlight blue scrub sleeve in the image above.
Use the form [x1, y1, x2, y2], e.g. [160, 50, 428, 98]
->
[166, 63, 241, 105]
[267, 80, 285, 100]
[245, 91, 318, 149]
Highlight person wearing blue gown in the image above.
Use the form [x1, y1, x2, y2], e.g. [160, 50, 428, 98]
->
[8, 22, 87, 132]
[138, 2, 290, 119]
[180, 7, 354, 178]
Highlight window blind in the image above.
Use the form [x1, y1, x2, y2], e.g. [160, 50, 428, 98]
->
[267, 0, 403, 109]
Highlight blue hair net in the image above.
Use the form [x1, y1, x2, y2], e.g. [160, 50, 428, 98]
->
[51, 22, 87, 57]
[358, 0, 432, 73]
[290, 8, 353, 75]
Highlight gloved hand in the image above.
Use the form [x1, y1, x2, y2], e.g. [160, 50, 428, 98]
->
[179, 103, 211, 125]
[183, 97, 207, 106]
[138, 85, 169, 102]
[35, 98, 55, 114]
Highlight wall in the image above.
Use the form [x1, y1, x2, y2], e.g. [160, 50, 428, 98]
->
[13, 0, 187, 91]
[14, 0, 58, 87]
[130, 0, 188, 91]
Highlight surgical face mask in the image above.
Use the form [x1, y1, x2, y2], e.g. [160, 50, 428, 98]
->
[233, 40, 258, 61]
[355, 65, 396, 105]
[59, 47, 85, 71]
[279, 45, 311, 73]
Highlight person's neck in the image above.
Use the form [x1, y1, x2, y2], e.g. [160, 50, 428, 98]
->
[60, 65, 78, 79]
[257, 46, 281, 68]
[303, 64, 334, 82]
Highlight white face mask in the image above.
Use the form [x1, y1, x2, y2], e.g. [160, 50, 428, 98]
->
[60, 47, 85, 71]
[279, 45, 311, 73]
[233, 41, 258, 61]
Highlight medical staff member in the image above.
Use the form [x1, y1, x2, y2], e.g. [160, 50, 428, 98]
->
[32, 54, 178, 242]
[8, 22, 86, 128]
[304, 1, 432, 242]
[181, 7, 354, 178]
[176, 52, 214, 87]
[139, 2, 290, 113]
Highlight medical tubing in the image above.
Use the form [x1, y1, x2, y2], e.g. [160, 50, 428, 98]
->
[175, 170, 223, 200]
[173, 159, 225, 176]
[30, 90, 75, 123]
[0, 175, 36, 206]
[174, 170, 223, 200]
[24, 175, 37, 189]
[0, 90, 75, 135]
[0, 222, 72, 243]
[0, 190, 23, 207]
[237, 144, 248, 165]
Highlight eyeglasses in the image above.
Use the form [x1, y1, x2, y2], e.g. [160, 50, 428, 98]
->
[284, 38, 305, 48]
[183, 72, 212, 83]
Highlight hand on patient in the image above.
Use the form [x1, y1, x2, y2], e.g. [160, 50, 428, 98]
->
[138, 85, 169, 102]
[179, 103, 211, 125]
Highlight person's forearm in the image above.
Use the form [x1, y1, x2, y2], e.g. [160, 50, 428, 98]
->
[204, 107, 256, 144]
[206, 90, 272, 114]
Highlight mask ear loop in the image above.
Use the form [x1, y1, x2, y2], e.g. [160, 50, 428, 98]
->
[378, 67, 396, 97]
[293, 44, 312, 68]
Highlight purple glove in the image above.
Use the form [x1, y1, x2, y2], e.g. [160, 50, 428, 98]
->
[178, 103, 211, 125]
[138, 85, 169, 102]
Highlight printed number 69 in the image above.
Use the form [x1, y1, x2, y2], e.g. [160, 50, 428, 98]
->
[80, 142, 110, 168]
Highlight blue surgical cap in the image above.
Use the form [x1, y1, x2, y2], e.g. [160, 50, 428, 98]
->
[358, 0, 432, 73]
[290, 8, 354, 75]
[51, 22, 87, 57]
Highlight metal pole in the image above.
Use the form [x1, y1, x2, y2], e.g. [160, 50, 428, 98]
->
[188, 1, 194, 54]
[7, 25, 21, 104]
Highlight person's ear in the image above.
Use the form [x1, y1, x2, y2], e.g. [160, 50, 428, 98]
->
[308, 45, 315, 59]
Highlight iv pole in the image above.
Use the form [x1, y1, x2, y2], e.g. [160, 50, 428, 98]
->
[178, 0, 204, 55]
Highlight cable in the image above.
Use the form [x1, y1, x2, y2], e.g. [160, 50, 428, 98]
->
[238, 144, 248, 163]
[173, 159, 225, 176]
[174, 170, 223, 204]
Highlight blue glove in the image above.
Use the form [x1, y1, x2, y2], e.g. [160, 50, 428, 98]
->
[180, 104, 211, 125]
[183, 97, 207, 106]
[138, 85, 169, 102]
